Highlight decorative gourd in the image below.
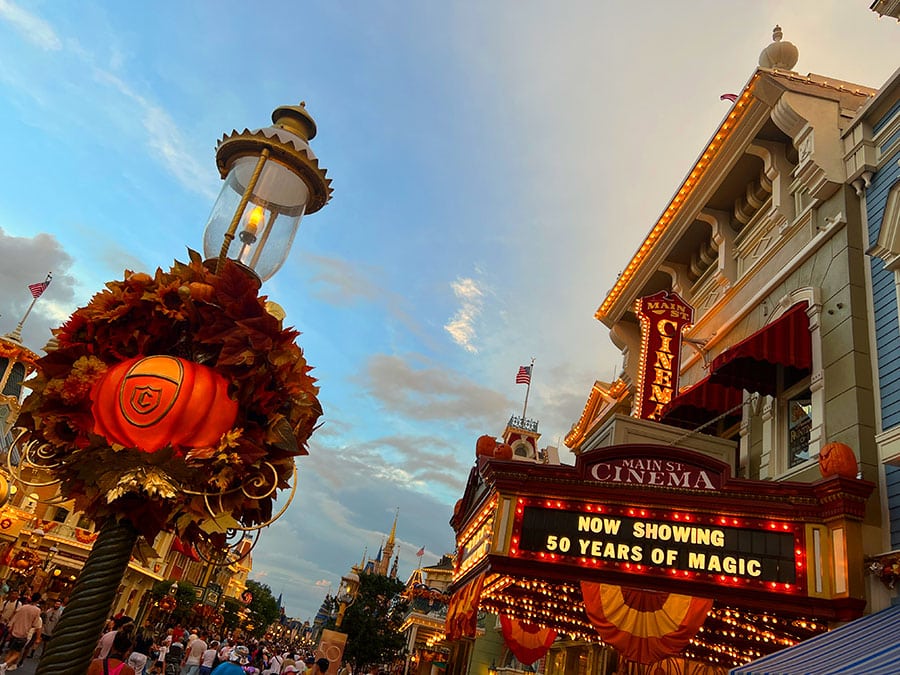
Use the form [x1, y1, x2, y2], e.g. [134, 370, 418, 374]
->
[91, 355, 238, 453]
[818, 441, 858, 478]
[476, 434, 497, 457]
[188, 282, 216, 302]
[494, 443, 514, 460]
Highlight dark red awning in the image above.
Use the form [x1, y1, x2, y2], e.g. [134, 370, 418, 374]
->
[658, 375, 743, 429]
[709, 302, 811, 397]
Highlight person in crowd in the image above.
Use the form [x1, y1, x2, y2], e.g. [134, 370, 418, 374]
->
[152, 633, 169, 675]
[199, 639, 219, 675]
[2, 593, 42, 671]
[166, 633, 185, 675]
[0, 590, 21, 651]
[261, 648, 284, 675]
[182, 631, 207, 675]
[17, 599, 41, 666]
[128, 625, 154, 674]
[171, 624, 186, 645]
[87, 629, 136, 675]
[40, 599, 62, 652]
[96, 616, 136, 660]
[313, 658, 331, 675]
[217, 640, 232, 665]
[211, 645, 248, 674]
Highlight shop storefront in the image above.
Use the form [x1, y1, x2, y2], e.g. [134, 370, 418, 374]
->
[446, 421, 873, 673]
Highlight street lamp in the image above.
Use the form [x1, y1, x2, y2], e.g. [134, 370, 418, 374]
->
[335, 571, 360, 628]
[25, 101, 332, 675]
[44, 544, 59, 571]
[203, 102, 332, 281]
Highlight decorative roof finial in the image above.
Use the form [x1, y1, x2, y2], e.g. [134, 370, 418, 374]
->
[759, 25, 799, 71]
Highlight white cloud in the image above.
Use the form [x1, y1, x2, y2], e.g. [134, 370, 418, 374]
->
[444, 276, 485, 353]
[0, 0, 61, 51]
[92, 69, 217, 200]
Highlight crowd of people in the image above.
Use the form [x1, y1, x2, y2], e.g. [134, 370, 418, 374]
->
[88, 615, 344, 675]
[0, 588, 63, 672]
[0, 586, 350, 675]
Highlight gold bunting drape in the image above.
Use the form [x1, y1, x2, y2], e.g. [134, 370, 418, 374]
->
[580, 582, 712, 665]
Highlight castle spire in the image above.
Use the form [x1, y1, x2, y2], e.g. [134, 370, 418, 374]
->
[387, 507, 398, 546]
[380, 508, 399, 575]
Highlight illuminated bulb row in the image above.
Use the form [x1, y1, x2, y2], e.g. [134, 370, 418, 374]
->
[597, 74, 760, 320]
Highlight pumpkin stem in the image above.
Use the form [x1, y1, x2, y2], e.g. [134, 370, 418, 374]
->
[37, 517, 139, 675]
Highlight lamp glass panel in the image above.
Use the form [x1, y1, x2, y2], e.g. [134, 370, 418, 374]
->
[203, 156, 309, 281]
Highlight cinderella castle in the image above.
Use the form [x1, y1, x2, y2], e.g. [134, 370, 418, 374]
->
[354, 509, 400, 578]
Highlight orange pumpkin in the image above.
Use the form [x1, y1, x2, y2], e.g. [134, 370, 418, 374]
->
[818, 442, 858, 478]
[476, 434, 497, 457]
[494, 443, 513, 460]
[91, 355, 238, 453]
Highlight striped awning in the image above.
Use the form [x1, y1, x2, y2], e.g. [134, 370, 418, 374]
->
[729, 604, 900, 675]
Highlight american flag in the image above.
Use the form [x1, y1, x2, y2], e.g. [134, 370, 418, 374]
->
[28, 278, 51, 299]
[720, 93, 739, 103]
[516, 365, 532, 385]
[416, 546, 425, 557]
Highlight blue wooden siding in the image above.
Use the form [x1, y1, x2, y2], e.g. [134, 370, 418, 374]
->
[883, 126, 900, 156]
[889, 464, 900, 548]
[874, 98, 900, 134]
[868, 103, 900, 544]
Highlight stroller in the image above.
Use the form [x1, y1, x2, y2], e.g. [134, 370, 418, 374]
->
[165, 642, 185, 675]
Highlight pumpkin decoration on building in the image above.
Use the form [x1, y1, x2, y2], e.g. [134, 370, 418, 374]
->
[493, 443, 513, 460]
[476, 434, 497, 457]
[14, 251, 322, 554]
[818, 441, 858, 479]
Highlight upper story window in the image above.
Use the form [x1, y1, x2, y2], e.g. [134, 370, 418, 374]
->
[784, 383, 813, 468]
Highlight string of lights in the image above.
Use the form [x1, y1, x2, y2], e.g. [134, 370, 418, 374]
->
[477, 574, 827, 669]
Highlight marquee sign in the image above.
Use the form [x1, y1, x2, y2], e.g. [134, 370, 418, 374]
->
[511, 499, 800, 591]
[450, 444, 873, 623]
[633, 291, 694, 420]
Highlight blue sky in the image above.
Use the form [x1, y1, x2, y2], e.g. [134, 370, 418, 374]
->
[0, 1, 897, 622]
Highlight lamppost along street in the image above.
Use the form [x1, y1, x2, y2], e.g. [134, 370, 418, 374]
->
[13, 102, 332, 675]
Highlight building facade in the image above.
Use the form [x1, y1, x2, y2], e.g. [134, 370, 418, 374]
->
[848, 68, 900, 577]
[445, 27, 900, 675]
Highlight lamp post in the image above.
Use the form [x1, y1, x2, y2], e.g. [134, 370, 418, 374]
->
[30, 102, 332, 675]
[334, 571, 360, 629]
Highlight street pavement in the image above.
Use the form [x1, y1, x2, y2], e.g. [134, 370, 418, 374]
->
[6, 652, 40, 674]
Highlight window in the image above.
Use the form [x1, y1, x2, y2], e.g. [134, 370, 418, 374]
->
[780, 379, 813, 470]
[52, 508, 69, 524]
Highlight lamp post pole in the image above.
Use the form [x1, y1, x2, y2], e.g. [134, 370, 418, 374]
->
[33, 102, 332, 675]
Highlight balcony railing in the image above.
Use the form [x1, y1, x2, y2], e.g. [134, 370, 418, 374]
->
[508, 415, 539, 433]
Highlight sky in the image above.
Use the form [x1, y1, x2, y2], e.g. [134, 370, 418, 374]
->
[0, 1, 897, 623]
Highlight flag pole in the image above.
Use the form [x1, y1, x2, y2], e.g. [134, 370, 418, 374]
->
[8, 272, 52, 343]
[521, 357, 535, 421]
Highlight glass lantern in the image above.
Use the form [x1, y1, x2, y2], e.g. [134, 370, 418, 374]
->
[203, 103, 331, 282]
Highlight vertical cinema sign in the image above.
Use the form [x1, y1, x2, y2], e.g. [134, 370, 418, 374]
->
[633, 291, 693, 420]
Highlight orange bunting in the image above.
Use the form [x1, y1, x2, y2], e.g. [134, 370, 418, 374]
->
[580, 582, 712, 665]
[499, 615, 556, 665]
[445, 574, 484, 640]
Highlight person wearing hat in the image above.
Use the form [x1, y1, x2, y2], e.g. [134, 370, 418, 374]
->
[282, 667, 299, 674]
[210, 645, 248, 674]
